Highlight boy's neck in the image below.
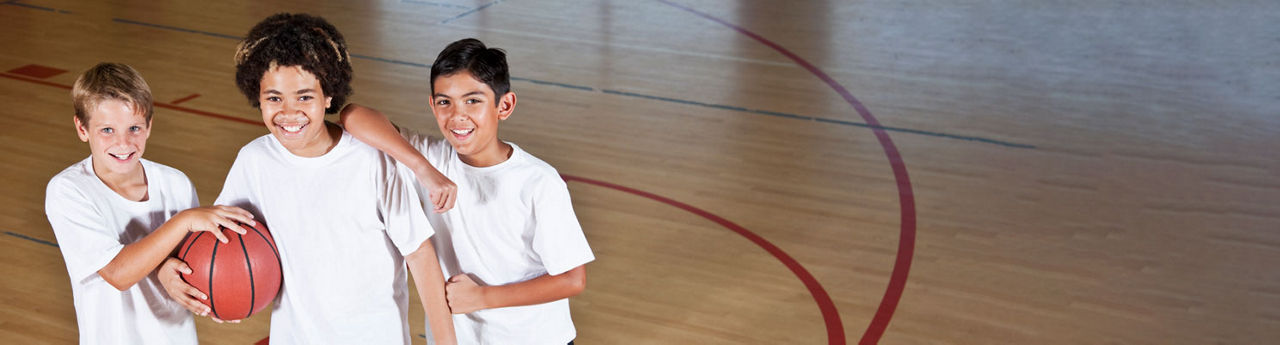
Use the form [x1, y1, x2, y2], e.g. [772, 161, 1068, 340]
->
[458, 141, 513, 168]
[92, 159, 149, 202]
[283, 121, 343, 157]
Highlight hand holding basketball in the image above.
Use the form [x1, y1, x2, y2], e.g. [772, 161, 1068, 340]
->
[159, 257, 209, 316]
[446, 274, 485, 314]
[177, 206, 255, 243]
[178, 220, 281, 321]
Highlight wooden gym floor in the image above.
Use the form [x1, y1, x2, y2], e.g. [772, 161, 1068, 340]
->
[2, 1, 1278, 344]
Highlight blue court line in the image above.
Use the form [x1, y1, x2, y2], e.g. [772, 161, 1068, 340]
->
[814, 117, 1037, 149]
[602, 89, 1035, 148]
[511, 76, 595, 91]
[111, 19, 432, 68]
[6, 231, 59, 248]
[104, 17, 1033, 149]
[350, 54, 432, 68]
[2, 0, 71, 13]
[402, 0, 471, 10]
[440, 0, 504, 24]
[113, 18, 241, 40]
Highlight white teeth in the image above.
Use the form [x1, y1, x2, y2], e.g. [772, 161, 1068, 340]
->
[109, 153, 130, 160]
[282, 125, 303, 133]
[451, 128, 474, 135]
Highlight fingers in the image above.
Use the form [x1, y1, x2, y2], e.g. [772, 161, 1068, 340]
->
[214, 206, 256, 227]
[211, 317, 241, 324]
[436, 189, 456, 213]
[431, 186, 456, 213]
[214, 218, 248, 236]
[208, 226, 230, 243]
[177, 287, 210, 316]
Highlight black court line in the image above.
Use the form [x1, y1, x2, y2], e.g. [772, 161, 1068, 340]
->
[5, 231, 58, 247]
[439, 0, 505, 24]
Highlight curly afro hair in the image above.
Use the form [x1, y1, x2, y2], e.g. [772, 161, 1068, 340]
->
[234, 13, 352, 114]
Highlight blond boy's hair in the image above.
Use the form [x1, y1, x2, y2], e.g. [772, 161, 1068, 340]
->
[71, 63, 153, 125]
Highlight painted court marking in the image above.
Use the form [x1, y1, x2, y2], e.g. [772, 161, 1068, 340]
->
[3, 66, 843, 341]
[656, 1, 920, 344]
[170, 93, 200, 105]
[7, 64, 66, 79]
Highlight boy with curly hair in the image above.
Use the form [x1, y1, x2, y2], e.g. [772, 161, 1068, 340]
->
[158, 13, 456, 344]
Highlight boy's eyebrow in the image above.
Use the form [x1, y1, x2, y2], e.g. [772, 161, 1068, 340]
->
[295, 88, 317, 94]
[433, 91, 487, 98]
[261, 89, 282, 95]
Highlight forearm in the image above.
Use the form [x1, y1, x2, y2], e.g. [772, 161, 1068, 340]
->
[484, 265, 587, 309]
[98, 220, 189, 290]
[339, 104, 434, 175]
[407, 241, 456, 344]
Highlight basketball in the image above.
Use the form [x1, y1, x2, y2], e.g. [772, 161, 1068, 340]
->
[178, 221, 282, 320]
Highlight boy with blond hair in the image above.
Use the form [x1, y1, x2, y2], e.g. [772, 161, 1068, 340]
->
[46, 62, 255, 344]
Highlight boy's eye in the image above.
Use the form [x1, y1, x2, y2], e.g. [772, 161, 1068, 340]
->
[299, 95, 313, 101]
[465, 99, 481, 105]
[265, 96, 281, 102]
[435, 99, 450, 106]
[100, 128, 113, 134]
[129, 126, 143, 132]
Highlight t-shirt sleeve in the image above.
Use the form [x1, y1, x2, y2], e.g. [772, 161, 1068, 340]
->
[396, 126, 432, 155]
[530, 174, 595, 276]
[45, 179, 124, 283]
[378, 153, 435, 256]
[182, 172, 199, 209]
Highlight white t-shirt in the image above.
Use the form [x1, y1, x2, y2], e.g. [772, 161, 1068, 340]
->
[215, 131, 434, 345]
[45, 157, 199, 345]
[401, 129, 595, 345]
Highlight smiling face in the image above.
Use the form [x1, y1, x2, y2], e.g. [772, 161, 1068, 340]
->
[430, 71, 517, 167]
[76, 99, 151, 177]
[258, 65, 335, 157]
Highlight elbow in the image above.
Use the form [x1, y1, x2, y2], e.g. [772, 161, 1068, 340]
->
[563, 266, 587, 297]
[337, 104, 357, 126]
[101, 272, 132, 291]
[97, 266, 139, 291]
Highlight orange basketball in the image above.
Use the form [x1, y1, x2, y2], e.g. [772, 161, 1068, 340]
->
[178, 221, 281, 320]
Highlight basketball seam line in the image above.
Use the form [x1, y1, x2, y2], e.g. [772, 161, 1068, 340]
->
[249, 224, 280, 264]
[239, 231, 256, 319]
[209, 236, 221, 320]
[179, 231, 204, 261]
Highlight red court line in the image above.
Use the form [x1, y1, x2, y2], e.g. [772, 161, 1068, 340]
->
[2, 72, 71, 89]
[7, 64, 66, 79]
[3, 72, 261, 127]
[153, 102, 261, 126]
[656, 1, 919, 344]
[562, 174, 843, 339]
[170, 93, 200, 105]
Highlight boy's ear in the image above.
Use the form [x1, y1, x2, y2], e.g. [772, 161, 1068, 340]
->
[325, 96, 333, 110]
[497, 92, 516, 121]
[73, 116, 89, 142]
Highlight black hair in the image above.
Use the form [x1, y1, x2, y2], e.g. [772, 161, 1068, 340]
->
[233, 13, 352, 114]
[430, 38, 511, 98]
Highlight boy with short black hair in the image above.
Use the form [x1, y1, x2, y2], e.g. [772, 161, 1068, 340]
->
[342, 38, 594, 344]
[46, 62, 255, 344]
